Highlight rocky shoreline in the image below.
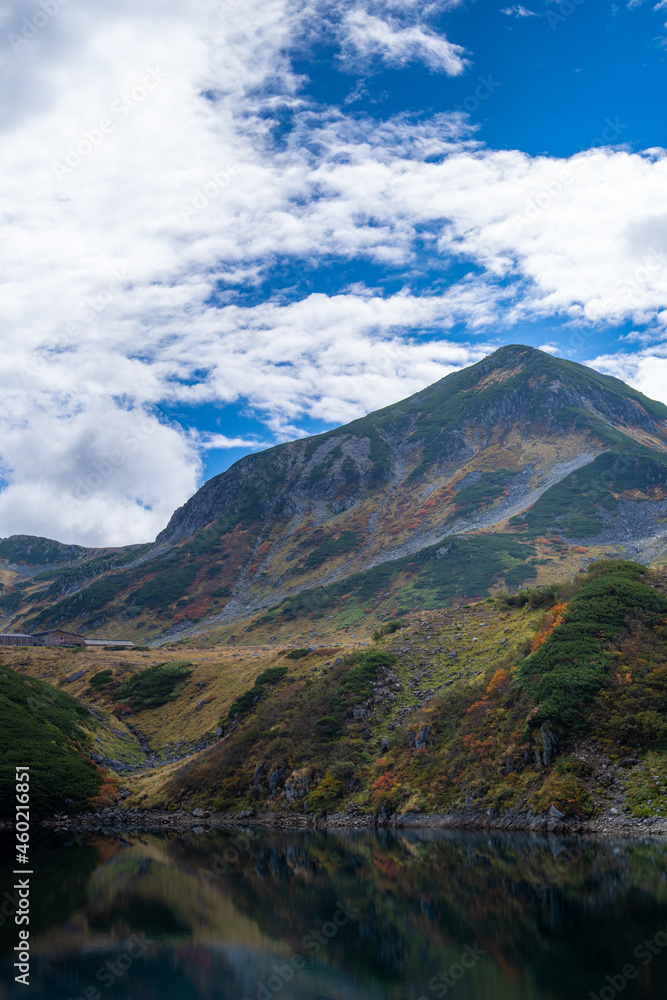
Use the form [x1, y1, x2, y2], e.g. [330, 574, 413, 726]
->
[2, 805, 663, 838]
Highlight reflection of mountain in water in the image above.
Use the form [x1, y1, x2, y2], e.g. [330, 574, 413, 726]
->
[1, 829, 666, 1000]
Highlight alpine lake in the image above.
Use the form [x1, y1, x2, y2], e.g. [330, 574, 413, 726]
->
[1, 828, 666, 1000]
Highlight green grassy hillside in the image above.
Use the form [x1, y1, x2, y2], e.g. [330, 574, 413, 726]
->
[2, 558, 667, 825]
[127, 559, 667, 823]
[0, 668, 104, 814]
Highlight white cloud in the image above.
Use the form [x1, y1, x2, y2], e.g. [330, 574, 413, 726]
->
[501, 5, 540, 16]
[587, 344, 667, 407]
[0, 406, 200, 547]
[199, 434, 269, 450]
[340, 10, 469, 73]
[0, 0, 666, 545]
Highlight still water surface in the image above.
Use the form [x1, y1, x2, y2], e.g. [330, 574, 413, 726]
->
[1, 828, 666, 1000]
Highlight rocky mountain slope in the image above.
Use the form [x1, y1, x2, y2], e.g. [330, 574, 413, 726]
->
[2, 344, 667, 644]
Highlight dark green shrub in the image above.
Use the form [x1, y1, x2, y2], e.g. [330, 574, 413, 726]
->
[87, 670, 114, 691]
[229, 665, 290, 719]
[0, 669, 101, 814]
[228, 685, 264, 718]
[518, 561, 667, 739]
[314, 715, 342, 741]
[304, 531, 359, 570]
[329, 759, 357, 782]
[342, 455, 360, 484]
[338, 650, 395, 699]
[453, 469, 516, 511]
[26, 573, 129, 629]
[116, 661, 193, 712]
[605, 712, 667, 749]
[500, 583, 561, 609]
[131, 566, 197, 608]
[0, 592, 21, 612]
[285, 648, 310, 660]
[556, 755, 593, 779]
[372, 619, 406, 642]
[256, 666, 288, 685]
[0, 537, 85, 565]
[584, 559, 645, 581]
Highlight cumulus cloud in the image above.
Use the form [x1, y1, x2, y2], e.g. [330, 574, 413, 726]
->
[0, 0, 665, 545]
[0, 406, 200, 547]
[587, 343, 667, 407]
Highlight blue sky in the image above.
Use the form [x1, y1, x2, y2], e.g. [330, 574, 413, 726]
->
[0, 0, 665, 544]
[195, 0, 667, 482]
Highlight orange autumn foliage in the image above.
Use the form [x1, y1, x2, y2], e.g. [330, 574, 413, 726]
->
[531, 602, 567, 653]
[486, 668, 511, 698]
[461, 735, 496, 759]
[466, 668, 511, 717]
[374, 857, 397, 878]
[371, 771, 399, 806]
[89, 765, 121, 810]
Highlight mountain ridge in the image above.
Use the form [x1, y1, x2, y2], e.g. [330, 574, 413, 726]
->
[2, 344, 667, 643]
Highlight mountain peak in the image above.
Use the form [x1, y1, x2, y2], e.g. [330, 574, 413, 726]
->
[9, 348, 667, 642]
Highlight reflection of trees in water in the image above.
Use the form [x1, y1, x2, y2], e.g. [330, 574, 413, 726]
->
[172, 828, 667, 999]
[3, 830, 667, 1000]
[0, 832, 100, 956]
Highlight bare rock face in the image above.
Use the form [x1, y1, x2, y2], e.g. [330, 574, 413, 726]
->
[268, 768, 285, 798]
[540, 726, 558, 767]
[415, 725, 432, 750]
[284, 767, 312, 802]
